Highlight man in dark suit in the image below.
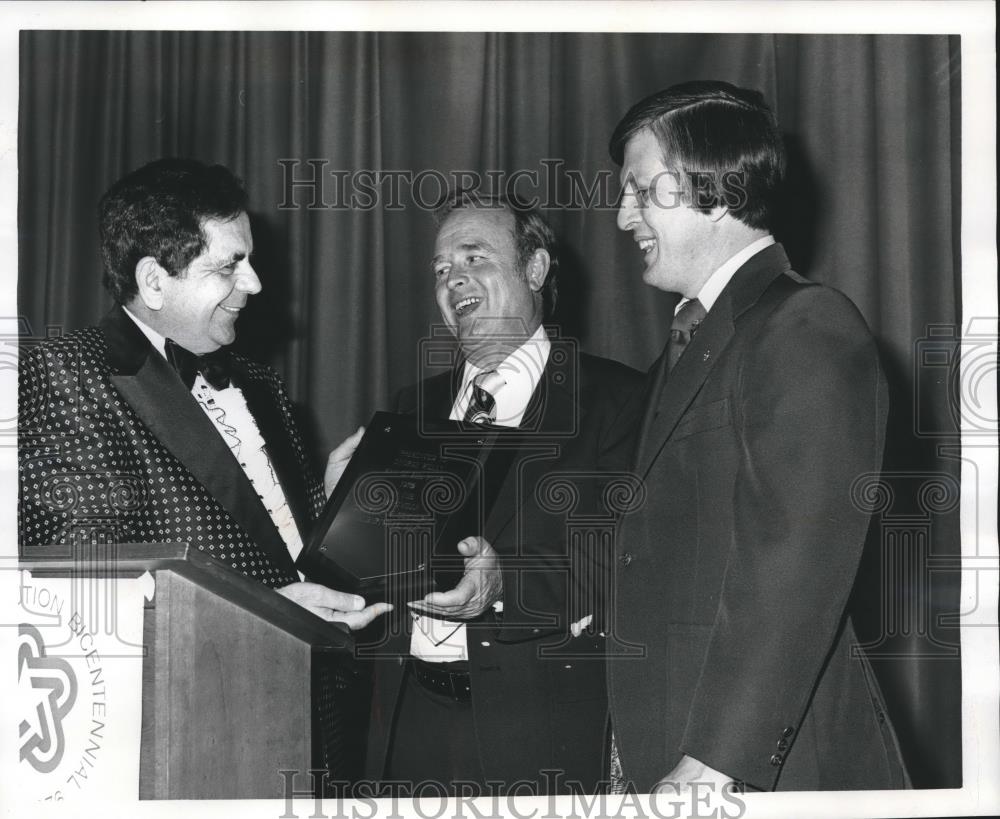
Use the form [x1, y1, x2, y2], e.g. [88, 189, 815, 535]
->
[354, 193, 641, 794]
[18, 157, 388, 630]
[604, 82, 909, 793]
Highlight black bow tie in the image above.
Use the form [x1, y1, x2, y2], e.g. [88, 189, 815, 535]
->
[164, 338, 233, 390]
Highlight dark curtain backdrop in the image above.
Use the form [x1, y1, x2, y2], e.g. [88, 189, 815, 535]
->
[18, 31, 963, 788]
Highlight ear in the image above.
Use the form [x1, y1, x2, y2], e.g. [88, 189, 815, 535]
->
[525, 249, 550, 292]
[134, 256, 167, 310]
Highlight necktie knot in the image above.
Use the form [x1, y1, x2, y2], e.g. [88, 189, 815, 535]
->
[463, 370, 503, 425]
[165, 338, 232, 390]
[667, 298, 707, 371]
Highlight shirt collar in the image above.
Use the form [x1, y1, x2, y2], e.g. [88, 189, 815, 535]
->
[122, 305, 168, 358]
[678, 235, 775, 315]
[453, 324, 551, 427]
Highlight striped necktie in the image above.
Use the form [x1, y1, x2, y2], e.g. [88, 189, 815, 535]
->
[462, 371, 501, 424]
[667, 298, 707, 371]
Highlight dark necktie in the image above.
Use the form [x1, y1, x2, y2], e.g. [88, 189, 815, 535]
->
[462, 371, 499, 424]
[165, 338, 233, 390]
[667, 298, 707, 371]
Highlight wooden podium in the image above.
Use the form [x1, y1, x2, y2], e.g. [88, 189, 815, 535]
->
[21, 542, 359, 800]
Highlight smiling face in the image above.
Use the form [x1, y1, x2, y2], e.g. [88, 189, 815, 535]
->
[432, 207, 545, 361]
[617, 128, 720, 297]
[150, 212, 260, 353]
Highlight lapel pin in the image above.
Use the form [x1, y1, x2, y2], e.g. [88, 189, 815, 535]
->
[702, 350, 711, 361]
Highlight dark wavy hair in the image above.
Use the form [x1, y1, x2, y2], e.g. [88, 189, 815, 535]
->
[435, 190, 560, 320]
[609, 80, 785, 230]
[99, 157, 249, 302]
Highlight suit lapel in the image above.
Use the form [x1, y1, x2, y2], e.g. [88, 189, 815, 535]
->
[484, 337, 578, 543]
[637, 300, 736, 477]
[633, 347, 669, 473]
[636, 244, 792, 478]
[102, 306, 295, 575]
[423, 369, 460, 420]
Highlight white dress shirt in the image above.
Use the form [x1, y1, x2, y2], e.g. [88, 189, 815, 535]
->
[409, 324, 551, 661]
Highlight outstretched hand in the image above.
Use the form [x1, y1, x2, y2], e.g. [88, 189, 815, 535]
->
[407, 536, 502, 620]
[277, 581, 391, 630]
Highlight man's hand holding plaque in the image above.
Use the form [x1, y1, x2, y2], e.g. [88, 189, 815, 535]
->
[406, 535, 502, 620]
[276, 582, 392, 630]
[298, 412, 519, 605]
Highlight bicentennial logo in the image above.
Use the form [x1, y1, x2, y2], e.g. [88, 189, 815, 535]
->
[18, 623, 78, 773]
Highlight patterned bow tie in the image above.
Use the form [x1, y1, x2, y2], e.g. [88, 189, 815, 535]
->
[165, 338, 233, 390]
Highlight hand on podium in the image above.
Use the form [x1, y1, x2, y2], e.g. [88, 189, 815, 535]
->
[406, 536, 502, 620]
[324, 426, 365, 498]
[278, 581, 392, 629]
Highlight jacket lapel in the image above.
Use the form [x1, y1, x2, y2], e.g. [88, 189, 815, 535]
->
[102, 306, 295, 574]
[483, 336, 578, 543]
[636, 300, 736, 477]
[425, 369, 461, 420]
[632, 346, 669, 473]
[636, 244, 792, 478]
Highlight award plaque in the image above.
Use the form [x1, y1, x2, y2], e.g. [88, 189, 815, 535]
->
[296, 411, 521, 603]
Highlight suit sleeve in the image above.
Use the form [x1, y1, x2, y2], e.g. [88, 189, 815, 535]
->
[679, 287, 889, 788]
[18, 342, 148, 548]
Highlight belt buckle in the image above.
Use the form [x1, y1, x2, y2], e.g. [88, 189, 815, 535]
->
[413, 658, 470, 702]
[448, 670, 469, 701]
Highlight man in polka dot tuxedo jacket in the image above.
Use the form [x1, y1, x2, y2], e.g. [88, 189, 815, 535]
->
[18, 157, 389, 632]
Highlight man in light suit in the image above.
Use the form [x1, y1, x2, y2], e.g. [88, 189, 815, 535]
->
[355, 193, 641, 794]
[18, 157, 389, 626]
[605, 82, 909, 792]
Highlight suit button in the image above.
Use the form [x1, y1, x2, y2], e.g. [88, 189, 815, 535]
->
[769, 754, 783, 767]
[782, 726, 794, 737]
[619, 552, 633, 567]
[776, 739, 788, 751]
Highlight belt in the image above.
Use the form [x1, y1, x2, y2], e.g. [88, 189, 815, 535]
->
[410, 658, 472, 702]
